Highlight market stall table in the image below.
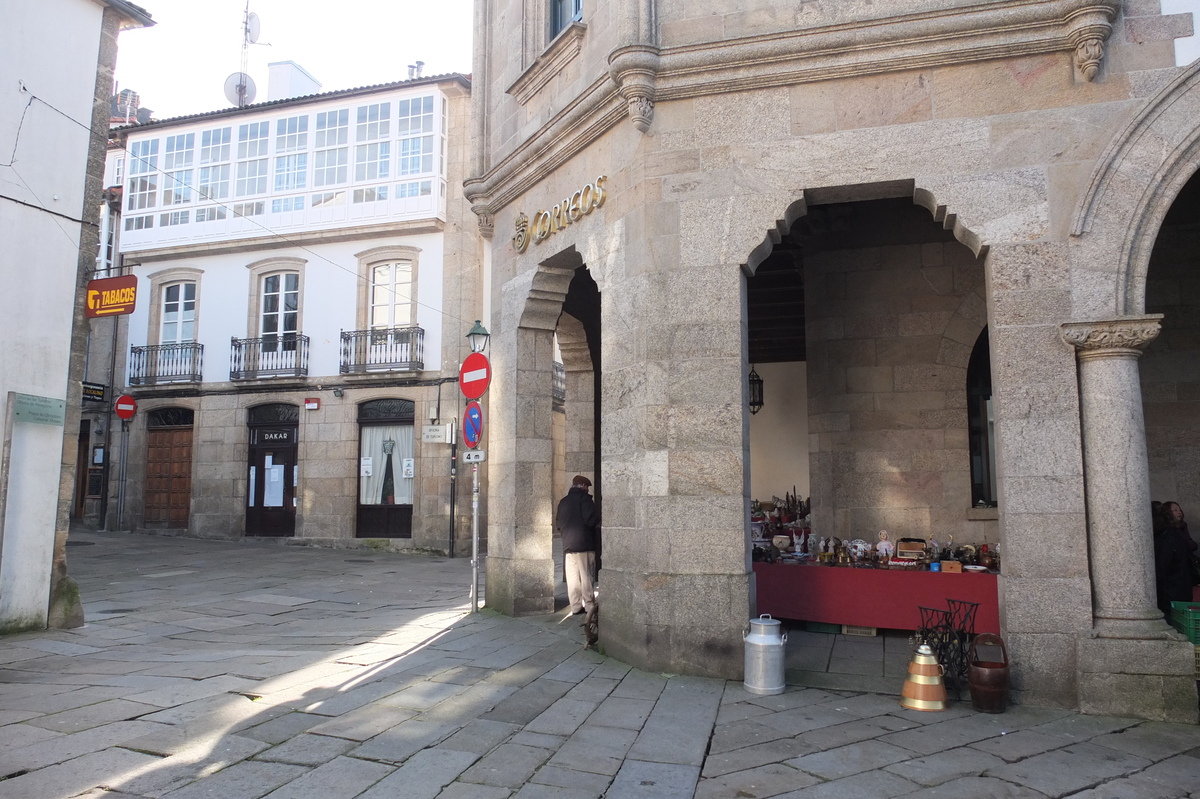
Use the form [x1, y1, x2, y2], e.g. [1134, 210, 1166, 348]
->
[753, 562, 1000, 632]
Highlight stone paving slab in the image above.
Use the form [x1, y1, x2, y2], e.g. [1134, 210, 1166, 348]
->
[983, 741, 1153, 796]
[0, 745, 162, 799]
[259, 755, 394, 799]
[1, 530, 1197, 799]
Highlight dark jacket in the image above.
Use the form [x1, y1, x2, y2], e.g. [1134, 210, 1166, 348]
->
[1155, 526, 1193, 615]
[556, 486, 599, 554]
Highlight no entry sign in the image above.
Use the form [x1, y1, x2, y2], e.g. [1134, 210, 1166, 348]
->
[114, 394, 137, 420]
[463, 401, 484, 449]
[459, 352, 491, 399]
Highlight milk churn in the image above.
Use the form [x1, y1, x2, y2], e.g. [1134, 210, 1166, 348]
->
[744, 614, 787, 695]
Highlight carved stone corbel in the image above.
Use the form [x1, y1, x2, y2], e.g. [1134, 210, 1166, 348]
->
[477, 213, 495, 240]
[1066, 6, 1117, 82]
[471, 204, 496, 241]
[609, 45, 660, 133]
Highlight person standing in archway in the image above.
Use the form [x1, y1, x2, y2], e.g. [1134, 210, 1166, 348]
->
[557, 475, 599, 616]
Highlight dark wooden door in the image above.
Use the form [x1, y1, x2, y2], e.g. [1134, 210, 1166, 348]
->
[145, 426, 193, 526]
[246, 427, 296, 537]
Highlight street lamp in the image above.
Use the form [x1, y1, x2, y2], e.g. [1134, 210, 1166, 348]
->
[466, 320, 490, 354]
[748, 365, 764, 415]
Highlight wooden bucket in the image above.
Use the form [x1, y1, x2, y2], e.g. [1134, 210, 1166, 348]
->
[968, 633, 1009, 714]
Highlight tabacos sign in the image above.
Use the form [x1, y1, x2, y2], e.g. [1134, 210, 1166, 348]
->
[85, 275, 138, 318]
[512, 176, 607, 254]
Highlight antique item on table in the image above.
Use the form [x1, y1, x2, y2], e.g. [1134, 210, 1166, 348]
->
[772, 534, 792, 552]
[891, 537, 928, 569]
[940, 560, 963, 573]
[876, 530, 894, 559]
[979, 544, 995, 571]
[848, 539, 871, 560]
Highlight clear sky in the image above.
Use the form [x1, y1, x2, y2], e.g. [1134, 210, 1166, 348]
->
[114, 0, 475, 120]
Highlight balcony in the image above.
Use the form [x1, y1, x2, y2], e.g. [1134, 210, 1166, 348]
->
[230, 334, 310, 380]
[340, 326, 424, 374]
[128, 343, 204, 385]
[553, 361, 566, 405]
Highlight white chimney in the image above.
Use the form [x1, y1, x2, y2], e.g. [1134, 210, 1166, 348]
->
[267, 61, 322, 101]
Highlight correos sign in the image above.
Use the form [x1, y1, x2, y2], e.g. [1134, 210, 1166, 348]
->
[512, 176, 607, 253]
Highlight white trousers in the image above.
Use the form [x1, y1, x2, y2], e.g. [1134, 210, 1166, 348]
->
[565, 551, 596, 613]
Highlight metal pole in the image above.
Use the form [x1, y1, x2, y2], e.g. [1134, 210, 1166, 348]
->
[470, 462, 480, 612]
[99, 315, 118, 529]
[448, 419, 457, 557]
[116, 419, 129, 530]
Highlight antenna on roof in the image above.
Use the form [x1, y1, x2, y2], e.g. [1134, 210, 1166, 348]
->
[225, 2, 261, 107]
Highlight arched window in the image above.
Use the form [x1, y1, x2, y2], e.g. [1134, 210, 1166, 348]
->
[967, 327, 996, 507]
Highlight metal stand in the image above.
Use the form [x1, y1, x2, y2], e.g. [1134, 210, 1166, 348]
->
[469, 462, 480, 612]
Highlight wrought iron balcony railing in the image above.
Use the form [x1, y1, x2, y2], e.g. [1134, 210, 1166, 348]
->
[128, 343, 204, 385]
[230, 334, 309, 380]
[553, 361, 566, 405]
[340, 326, 424, 374]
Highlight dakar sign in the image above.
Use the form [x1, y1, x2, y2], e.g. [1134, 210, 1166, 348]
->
[512, 176, 607, 253]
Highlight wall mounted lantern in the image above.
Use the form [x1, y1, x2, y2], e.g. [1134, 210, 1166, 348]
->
[748, 366, 764, 415]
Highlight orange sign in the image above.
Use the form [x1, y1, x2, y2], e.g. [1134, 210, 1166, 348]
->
[86, 275, 138, 318]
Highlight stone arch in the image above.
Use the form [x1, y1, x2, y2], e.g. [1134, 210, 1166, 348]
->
[488, 246, 588, 616]
[743, 182, 989, 276]
[1071, 59, 1200, 317]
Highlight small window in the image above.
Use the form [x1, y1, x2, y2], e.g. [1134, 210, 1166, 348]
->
[551, 0, 582, 37]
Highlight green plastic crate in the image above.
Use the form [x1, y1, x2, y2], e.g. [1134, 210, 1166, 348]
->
[804, 621, 841, 634]
[1168, 601, 1200, 645]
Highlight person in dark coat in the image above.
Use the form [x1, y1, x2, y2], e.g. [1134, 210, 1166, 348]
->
[556, 475, 599, 615]
[1154, 501, 1194, 615]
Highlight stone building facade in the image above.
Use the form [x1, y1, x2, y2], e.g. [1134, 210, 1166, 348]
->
[466, 0, 1200, 721]
[100, 72, 487, 553]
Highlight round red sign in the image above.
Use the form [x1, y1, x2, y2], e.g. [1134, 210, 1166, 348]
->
[459, 352, 491, 400]
[114, 394, 138, 420]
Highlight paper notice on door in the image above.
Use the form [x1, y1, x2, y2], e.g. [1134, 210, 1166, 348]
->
[264, 464, 285, 506]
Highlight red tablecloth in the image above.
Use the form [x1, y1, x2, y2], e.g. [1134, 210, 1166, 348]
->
[753, 562, 1000, 633]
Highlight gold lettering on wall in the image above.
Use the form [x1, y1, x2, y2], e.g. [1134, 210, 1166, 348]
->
[512, 176, 607, 253]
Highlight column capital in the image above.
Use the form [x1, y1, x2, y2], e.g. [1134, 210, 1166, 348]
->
[1060, 315, 1163, 356]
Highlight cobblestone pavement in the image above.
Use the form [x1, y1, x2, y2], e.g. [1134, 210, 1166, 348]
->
[0, 530, 1197, 799]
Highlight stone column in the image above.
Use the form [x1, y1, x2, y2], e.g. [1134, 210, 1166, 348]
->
[1060, 316, 1169, 637]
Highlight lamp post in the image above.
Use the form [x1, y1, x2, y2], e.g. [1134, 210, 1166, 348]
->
[464, 320, 489, 611]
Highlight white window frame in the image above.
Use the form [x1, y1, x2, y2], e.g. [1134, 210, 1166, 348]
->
[160, 281, 197, 345]
[236, 122, 269, 196]
[314, 109, 349, 187]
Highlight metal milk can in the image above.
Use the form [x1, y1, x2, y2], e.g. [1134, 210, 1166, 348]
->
[744, 614, 787, 695]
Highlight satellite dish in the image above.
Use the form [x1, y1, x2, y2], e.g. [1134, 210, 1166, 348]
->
[245, 12, 261, 44]
[223, 72, 257, 107]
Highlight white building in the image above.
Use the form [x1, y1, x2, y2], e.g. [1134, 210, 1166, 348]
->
[97, 69, 486, 549]
[0, 0, 153, 632]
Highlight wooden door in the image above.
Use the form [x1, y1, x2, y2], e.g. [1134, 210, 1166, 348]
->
[145, 425, 193, 526]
